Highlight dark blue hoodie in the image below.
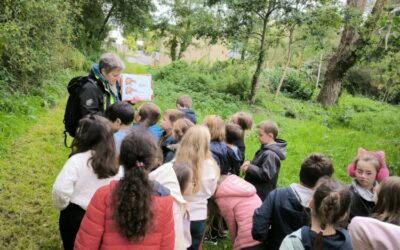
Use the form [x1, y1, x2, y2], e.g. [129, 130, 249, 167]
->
[252, 187, 310, 250]
[300, 226, 352, 250]
[210, 141, 236, 175]
[180, 108, 197, 124]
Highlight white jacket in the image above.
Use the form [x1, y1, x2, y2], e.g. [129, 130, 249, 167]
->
[149, 162, 191, 250]
[52, 151, 122, 210]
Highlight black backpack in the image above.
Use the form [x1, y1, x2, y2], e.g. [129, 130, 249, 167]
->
[63, 76, 95, 146]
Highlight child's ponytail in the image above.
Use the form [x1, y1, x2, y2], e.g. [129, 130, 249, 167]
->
[312, 178, 352, 250]
[112, 128, 161, 240]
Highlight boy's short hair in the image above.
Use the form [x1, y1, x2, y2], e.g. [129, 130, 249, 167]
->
[138, 102, 161, 127]
[164, 109, 185, 124]
[105, 102, 134, 125]
[300, 153, 334, 188]
[231, 112, 253, 130]
[176, 95, 193, 109]
[257, 120, 278, 139]
[225, 123, 243, 144]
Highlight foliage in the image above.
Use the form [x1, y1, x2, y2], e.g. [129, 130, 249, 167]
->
[155, 0, 219, 61]
[266, 68, 314, 100]
[0, 0, 74, 92]
[123, 34, 138, 51]
[70, 0, 155, 53]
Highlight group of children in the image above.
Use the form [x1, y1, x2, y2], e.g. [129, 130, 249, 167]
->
[52, 95, 400, 250]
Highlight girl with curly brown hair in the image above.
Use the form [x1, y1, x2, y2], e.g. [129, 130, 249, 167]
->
[74, 128, 174, 249]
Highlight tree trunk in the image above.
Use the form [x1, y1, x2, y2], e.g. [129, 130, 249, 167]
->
[98, 4, 115, 39]
[249, 15, 269, 104]
[316, 52, 323, 89]
[170, 35, 178, 61]
[274, 25, 295, 100]
[317, 0, 386, 106]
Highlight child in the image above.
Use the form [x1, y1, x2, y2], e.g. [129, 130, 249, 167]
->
[215, 175, 263, 250]
[105, 102, 135, 154]
[225, 123, 244, 175]
[203, 115, 236, 175]
[74, 128, 174, 249]
[280, 178, 352, 250]
[229, 112, 253, 163]
[173, 163, 194, 249]
[349, 176, 400, 250]
[160, 109, 185, 162]
[241, 120, 287, 201]
[135, 102, 163, 141]
[52, 115, 122, 250]
[347, 148, 389, 220]
[164, 118, 194, 163]
[252, 153, 334, 250]
[176, 95, 196, 124]
[176, 126, 220, 250]
[149, 160, 193, 250]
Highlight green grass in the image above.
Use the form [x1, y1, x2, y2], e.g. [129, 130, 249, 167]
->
[0, 62, 399, 249]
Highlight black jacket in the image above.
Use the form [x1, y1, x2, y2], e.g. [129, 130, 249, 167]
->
[252, 187, 310, 250]
[245, 139, 287, 201]
[79, 73, 121, 117]
[349, 184, 375, 220]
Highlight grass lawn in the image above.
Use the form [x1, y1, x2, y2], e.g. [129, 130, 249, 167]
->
[0, 62, 399, 249]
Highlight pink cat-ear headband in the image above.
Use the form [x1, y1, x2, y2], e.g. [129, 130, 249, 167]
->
[347, 147, 389, 182]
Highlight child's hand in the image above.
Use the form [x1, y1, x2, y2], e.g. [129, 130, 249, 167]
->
[240, 161, 250, 174]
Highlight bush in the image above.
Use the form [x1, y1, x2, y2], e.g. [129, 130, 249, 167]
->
[266, 68, 314, 100]
[0, 1, 74, 92]
[343, 67, 376, 96]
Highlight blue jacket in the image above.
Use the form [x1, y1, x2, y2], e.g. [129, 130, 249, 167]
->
[210, 141, 237, 175]
[252, 187, 310, 250]
[181, 108, 196, 124]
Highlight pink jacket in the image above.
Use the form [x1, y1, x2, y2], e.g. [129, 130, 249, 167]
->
[349, 216, 400, 250]
[215, 175, 262, 250]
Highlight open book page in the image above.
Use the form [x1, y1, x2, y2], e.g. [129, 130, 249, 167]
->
[121, 74, 153, 101]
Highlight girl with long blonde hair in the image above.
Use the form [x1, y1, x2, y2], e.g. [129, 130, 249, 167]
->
[175, 125, 220, 250]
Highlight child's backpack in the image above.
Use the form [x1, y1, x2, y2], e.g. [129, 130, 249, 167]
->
[63, 76, 95, 146]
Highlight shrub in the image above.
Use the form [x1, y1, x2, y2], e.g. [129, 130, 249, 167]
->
[0, 1, 74, 92]
[266, 68, 314, 100]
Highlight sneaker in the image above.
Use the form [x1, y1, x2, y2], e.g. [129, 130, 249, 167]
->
[204, 235, 218, 246]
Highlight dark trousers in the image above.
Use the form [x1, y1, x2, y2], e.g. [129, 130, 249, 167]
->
[188, 220, 206, 250]
[59, 203, 85, 250]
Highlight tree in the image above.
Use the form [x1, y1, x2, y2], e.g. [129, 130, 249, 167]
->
[317, 0, 387, 106]
[154, 0, 219, 61]
[70, 0, 154, 52]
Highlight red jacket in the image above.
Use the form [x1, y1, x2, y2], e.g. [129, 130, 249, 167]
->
[75, 181, 174, 250]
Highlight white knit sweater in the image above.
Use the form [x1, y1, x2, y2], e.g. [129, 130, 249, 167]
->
[52, 151, 122, 210]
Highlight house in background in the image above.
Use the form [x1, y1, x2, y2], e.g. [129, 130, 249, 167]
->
[158, 38, 229, 65]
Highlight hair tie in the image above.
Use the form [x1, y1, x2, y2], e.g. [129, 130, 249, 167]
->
[136, 161, 145, 169]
